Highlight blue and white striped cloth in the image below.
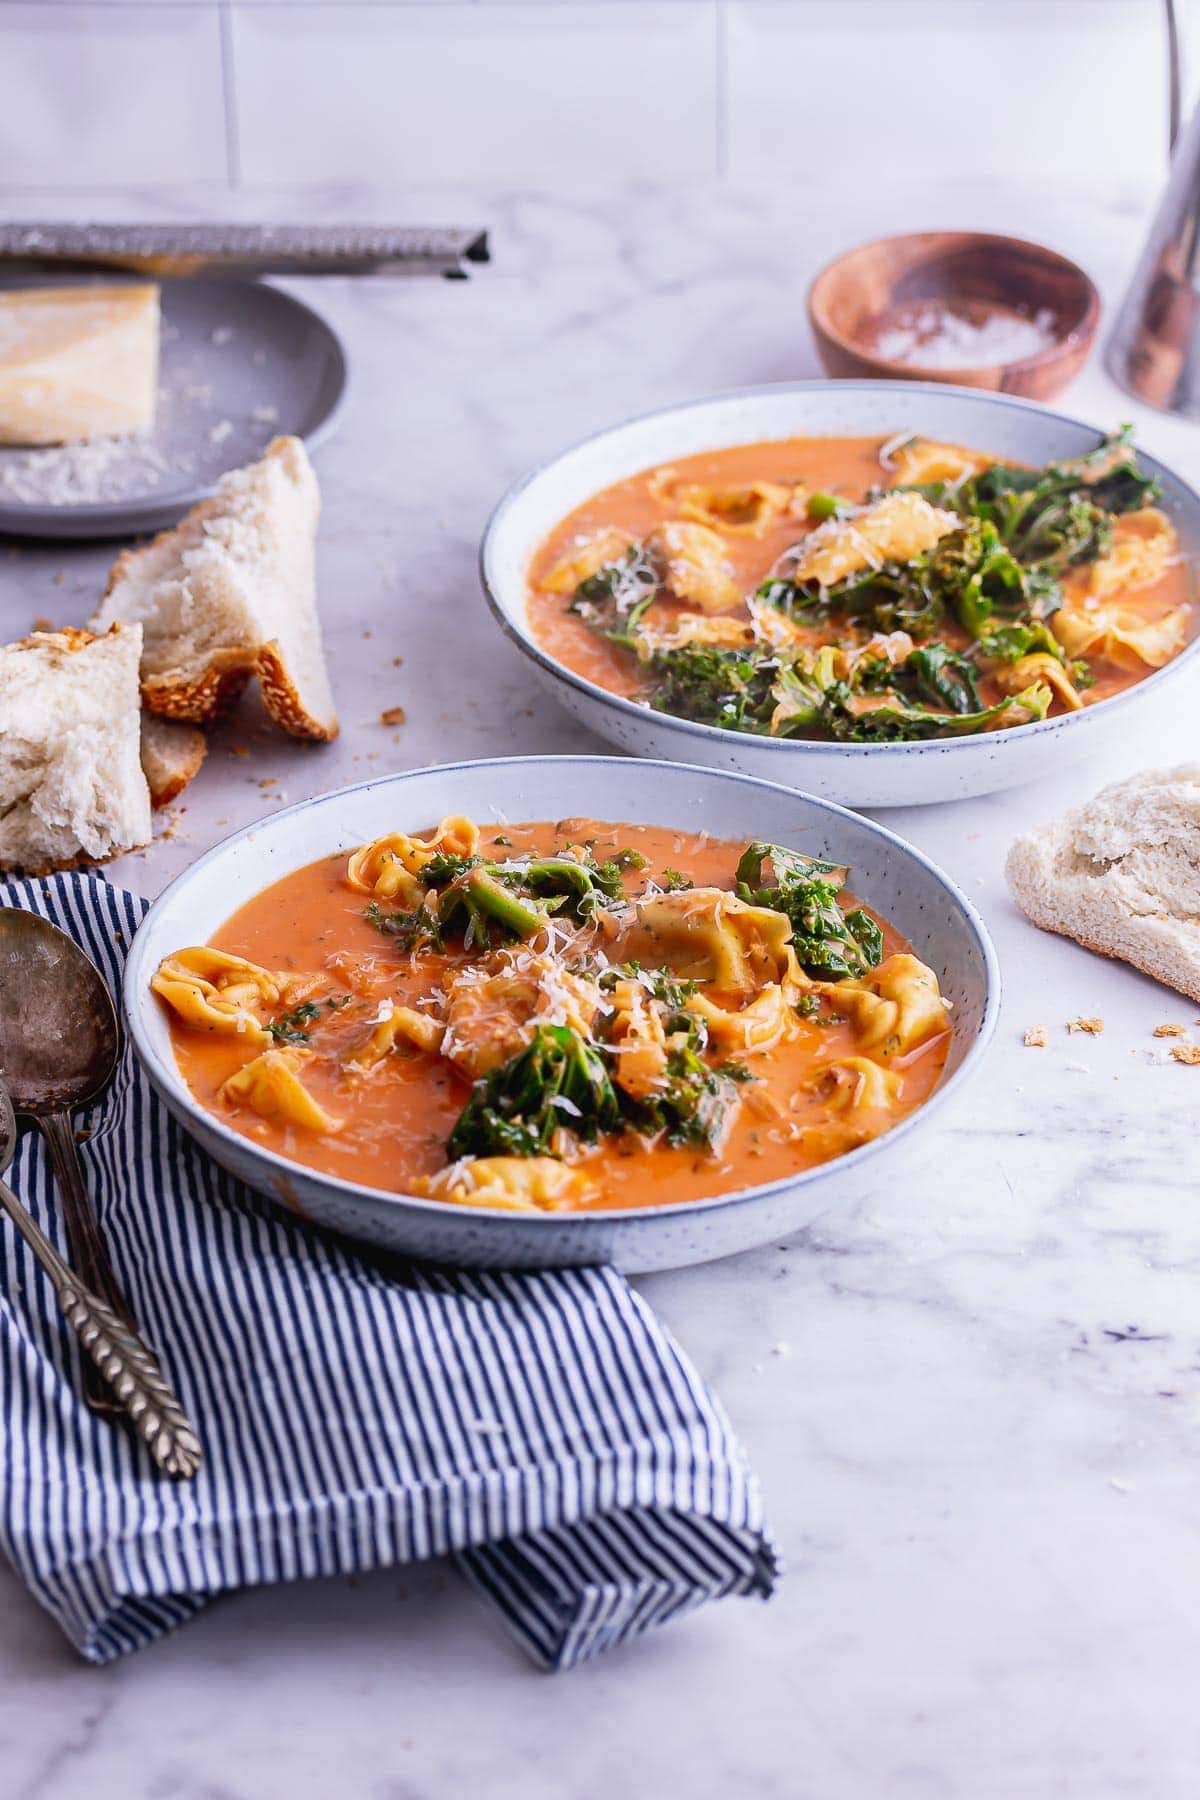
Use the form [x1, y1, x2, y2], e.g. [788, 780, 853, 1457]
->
[0, 873, 776, 1667]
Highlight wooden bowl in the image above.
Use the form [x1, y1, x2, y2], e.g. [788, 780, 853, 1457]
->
[808, 231, 1100, 399]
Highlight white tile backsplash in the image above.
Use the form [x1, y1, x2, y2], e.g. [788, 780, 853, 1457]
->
[0, 4, 228, 188]
[726, 0, 1167, 187]
[0, 0, 1179, 195]
[231, 3, 719, 184]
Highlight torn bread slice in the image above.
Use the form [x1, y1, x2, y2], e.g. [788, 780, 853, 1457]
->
[0, 624, 151, 876]
[140, 712, 206, 808]
[1006, 765, 1200, 1001]
[90, 435, 337, 740]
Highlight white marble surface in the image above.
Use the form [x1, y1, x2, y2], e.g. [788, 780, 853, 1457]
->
[4, 177, 1200, 1799]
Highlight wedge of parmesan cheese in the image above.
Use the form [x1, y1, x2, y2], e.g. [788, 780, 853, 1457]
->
[0, 283, 160, 446]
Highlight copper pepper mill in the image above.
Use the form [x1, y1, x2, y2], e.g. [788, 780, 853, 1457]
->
[1107, 0, 1200, 418]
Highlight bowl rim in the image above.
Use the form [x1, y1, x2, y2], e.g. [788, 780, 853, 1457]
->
[479, 377, 1200, 761]
[124, 753, 1002, 1229]
[806, 229, 1101, 379]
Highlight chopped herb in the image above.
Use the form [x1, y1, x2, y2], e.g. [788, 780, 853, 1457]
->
[660, 867, 694, 891]
[363, 899, 441, 953]
[267, 1000, 321, 1044]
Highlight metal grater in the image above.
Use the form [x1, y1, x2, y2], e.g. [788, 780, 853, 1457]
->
[0, 222, 490, 281]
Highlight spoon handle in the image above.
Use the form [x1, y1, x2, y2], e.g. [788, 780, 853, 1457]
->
[0, 1172, 203, 1479]
[36, 1110, 136, 1410]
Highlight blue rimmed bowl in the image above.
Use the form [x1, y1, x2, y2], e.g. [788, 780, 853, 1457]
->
[480, 381, 1200, 808]
[124, 756, 999, 1272]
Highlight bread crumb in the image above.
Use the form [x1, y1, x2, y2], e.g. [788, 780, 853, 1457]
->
[1023, 1026, 1048, 1047]
[31, 615, 55, 632]
[379, 706, 406, 727]
[230, 745, 249, 758]
[1154, 1023, 1187, 1037]
[1068, 1017, 1104, 1035]
[1171, 1043, 1200, 1065]
[392, 656, 404, 667]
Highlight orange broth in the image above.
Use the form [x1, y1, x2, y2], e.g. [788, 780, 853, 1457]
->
[526, 435, 1194, 718]
[167, 819, 951, 1212]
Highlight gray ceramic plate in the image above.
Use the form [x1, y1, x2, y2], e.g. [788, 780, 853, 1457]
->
[0, 276, 346, 540]
[124, 756, 1000, 1273]
[480, 381, 1200, 808]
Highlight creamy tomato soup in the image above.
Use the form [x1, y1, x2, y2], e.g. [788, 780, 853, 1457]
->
[155, 819, 952, 1215]
[527, 433, 1192, 743]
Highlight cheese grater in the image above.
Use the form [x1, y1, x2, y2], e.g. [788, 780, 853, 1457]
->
[0, 223, 490, 281]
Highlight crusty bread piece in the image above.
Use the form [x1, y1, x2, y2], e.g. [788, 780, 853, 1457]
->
[140, 712, 206, 809]
[90, 436, 337, 740]
[1006, 765, 1200, 1000]
[0, 625, 151, 876]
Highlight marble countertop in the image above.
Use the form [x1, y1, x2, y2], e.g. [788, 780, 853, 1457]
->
[3, 178, 1200, 1800]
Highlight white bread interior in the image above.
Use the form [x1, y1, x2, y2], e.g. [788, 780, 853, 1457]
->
[139, 712, 206, 809]
[90, 435, 337, 740]
[1006, 765, 1200, 1000]
[0, 624, 152, 875]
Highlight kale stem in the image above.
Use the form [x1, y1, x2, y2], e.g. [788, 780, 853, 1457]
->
[467, 870, 544, 938]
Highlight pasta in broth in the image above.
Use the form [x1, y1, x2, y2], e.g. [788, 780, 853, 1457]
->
[156, 819, 952, 1213]
[527, 429, 1193, 743]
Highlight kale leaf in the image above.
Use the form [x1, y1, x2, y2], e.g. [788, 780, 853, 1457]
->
[448, 1025, 621, 1159]
[735, 842, 884, 979]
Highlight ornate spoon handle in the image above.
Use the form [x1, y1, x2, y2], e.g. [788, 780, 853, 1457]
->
[0, 1172, 203, 1479]
[36, 1109, 137, 1412]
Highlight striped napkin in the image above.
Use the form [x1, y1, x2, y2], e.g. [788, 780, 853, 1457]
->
[0, 873, 776, 1667]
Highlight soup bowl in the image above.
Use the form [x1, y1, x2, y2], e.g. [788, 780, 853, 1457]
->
[125, 756, 999, 1272]
[480, 381, 1200, 808]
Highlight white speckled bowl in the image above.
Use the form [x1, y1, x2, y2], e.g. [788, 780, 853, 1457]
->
[480, 382, 1200, 808]
[124, 757, 999, 1273]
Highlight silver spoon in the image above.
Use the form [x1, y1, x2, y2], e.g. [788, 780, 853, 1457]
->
[0, 906, 135, 1411]
[0, 906, 202, 1470]
[0, 1078, 202, 1477]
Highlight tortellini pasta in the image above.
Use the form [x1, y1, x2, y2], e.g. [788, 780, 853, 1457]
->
[416, 1156, 595, 1212]
[346, 815, 480, 903]
[648, 469, 798, 538]
[636, 612, 758, 655]
[440, 950, 603, 1080]
[603, 978, 670, 1101]
[824, 953, 949, 1058]
[645, 521, 741, 614]
[1079, 508, 1176, 601]
[347, 1001, 444, 1071]
[219, 1047, 343, 1135]
[994, 652, 1083, 712]
[1050, 510, 1186, 673]
[151, 947, 294, 1045]
[813, 1055, 904, 1113]
[790, 491, 958, 588]
[623, 888, 801, 994]
[690, 982, 796, 1054]
[883, 437, 987, 487]
[1053, 599, 1188, 673]
[539, 528, 633, 595]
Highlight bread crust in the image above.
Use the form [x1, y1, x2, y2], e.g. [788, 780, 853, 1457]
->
[141, 717, 207, 808]
[96, 437, 336, 740]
